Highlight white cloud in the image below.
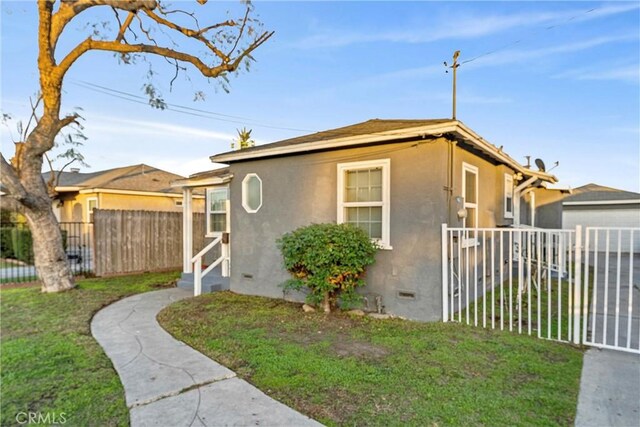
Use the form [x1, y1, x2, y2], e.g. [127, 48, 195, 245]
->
[290, 3, 640, 49]
[553, 64, 639, 84]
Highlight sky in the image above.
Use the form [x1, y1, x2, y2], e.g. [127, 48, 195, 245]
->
[1, 1, 639, 192]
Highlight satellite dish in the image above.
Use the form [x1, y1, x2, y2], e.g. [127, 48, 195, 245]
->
[535, 158, 546, 172]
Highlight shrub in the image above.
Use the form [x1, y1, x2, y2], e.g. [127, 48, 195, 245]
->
[277, 223, 378, 312]
[0, 227, 14, 258]
[11, 228, 34, 264]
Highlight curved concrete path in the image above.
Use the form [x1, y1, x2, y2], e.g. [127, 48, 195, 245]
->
[91, 288, 321, 427]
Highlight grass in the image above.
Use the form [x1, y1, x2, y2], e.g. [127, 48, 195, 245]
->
[0, 271, 180, 427]
[159, 292, 585, 427]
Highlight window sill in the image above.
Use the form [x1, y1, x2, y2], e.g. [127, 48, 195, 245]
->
[377, 244, 393, 251]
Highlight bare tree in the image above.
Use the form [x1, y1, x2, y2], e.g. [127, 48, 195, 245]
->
[0, 0, 273, 292]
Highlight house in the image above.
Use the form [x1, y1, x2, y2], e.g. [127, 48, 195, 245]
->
[561, 184, 640, 251]
[174, 119, 558, 321]
[43, 164, 205, 223]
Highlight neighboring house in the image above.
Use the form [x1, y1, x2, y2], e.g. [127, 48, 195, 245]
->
[174, 119, 558, 321]
[43, 164, 204, 223]
[562, 183, 640, 251]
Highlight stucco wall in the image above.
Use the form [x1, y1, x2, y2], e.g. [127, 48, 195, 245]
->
[228, 139, 452, 321]
[57, 192, 204, 222]
[226, 137, 521, 322]
[448, 144, 516, 228]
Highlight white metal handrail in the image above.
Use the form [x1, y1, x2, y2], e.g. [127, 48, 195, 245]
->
[191, 236, 228, 296]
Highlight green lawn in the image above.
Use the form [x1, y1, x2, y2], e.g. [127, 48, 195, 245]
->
[0, 271, 180, 427]
[159, 292, 585, 427]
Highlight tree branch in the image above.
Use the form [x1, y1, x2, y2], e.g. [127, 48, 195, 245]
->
[0, 153, 33, 207]
[143, 8, 230, 63]
[51, 0, 158, 50]
[114, 10, 135, 43]
[57, 32, 273, 78]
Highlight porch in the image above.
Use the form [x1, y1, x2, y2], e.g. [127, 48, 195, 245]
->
[172, 168, 233, 296]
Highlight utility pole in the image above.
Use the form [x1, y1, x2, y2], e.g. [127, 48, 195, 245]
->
[444, 50, 461, 120]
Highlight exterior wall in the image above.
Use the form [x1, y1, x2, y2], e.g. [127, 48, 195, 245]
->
[447, 144, 516, 228]
[522, 188, 566, 229]
[57, 192, 204, 222]
[228, 139, 451, 321]
[226, 138, 520, 322]
[563, 204, 640, 251]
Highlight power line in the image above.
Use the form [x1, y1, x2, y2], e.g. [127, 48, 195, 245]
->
[68, 79, 316, 133]
[460, 7, 599, 65]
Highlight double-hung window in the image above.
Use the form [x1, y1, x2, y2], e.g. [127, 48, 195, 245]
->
[462, 163, 479, 228]
[461, 163, 479, 247]
[504, 173, 514, 219]
[206, 187, 228, 237]
[337, 159, 391, 249]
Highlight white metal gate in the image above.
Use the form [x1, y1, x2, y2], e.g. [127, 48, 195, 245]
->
[441, 224, 640, 354]
[582, 227, 639, 353]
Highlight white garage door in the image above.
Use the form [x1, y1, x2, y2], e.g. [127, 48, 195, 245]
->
[563, 208, 640, 251]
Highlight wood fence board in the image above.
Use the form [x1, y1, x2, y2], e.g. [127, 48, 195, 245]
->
[93, 209, 204, 276]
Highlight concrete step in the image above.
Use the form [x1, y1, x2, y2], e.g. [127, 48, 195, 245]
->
[177, 272, 230, 294]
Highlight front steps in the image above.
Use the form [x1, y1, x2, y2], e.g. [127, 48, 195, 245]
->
[177, 271, 230, 294]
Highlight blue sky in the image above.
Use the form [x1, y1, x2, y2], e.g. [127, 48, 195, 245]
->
[1, 1, 639, 192]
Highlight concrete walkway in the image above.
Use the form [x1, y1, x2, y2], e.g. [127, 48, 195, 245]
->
[91, 288, 321, 427]
[575, 348, 640, 427]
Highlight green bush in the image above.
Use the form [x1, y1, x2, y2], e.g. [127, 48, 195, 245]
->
[0, 226, 67, 264]
[277, 223, 378, 312]
[11, 228, 33, 264]
[0, 227, 14, 258]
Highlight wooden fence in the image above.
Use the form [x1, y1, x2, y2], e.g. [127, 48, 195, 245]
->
[94, 209, 205, 276]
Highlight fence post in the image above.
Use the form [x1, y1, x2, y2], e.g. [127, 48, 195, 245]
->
[441, 223, 449, 322]
[573, 225, 582, 344]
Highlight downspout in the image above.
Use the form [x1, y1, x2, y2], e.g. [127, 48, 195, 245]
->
[520, 188, 536, 227]
[446, 139, 458, 224]
[513, 176, 538, 228]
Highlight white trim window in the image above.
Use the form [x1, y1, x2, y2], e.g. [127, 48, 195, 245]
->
[206, 187, 229, 236]
[242, 174, 262, 213]
[462, 162, 479, 229]
[504, 173, 514, 219]
[87, 197, 98, 223]
[337, 159, 391, 249]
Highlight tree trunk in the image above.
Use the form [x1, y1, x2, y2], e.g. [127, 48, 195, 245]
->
[322, 293, 331, 313]
[25, 204, 75, 292]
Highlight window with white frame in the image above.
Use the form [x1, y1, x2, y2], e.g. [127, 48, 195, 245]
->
[206, 187, 228, 236]
[337, 159, 391, 249]
[87, 197, 98, 223]
[242, 174, 262, 213]
[462, 163, 478, 229]
[504, 173, 514, 218]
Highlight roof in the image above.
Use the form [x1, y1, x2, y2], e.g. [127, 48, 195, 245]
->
[171, 167, 232, 188]
[209, 118, 557, 183]
[563, 183, 640, 204]
[44, 164, 186, 195]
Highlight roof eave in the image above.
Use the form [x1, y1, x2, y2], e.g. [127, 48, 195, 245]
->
[209, 120, 557, 184]
[209, 121, 460, 164]
[171, 173, 233, 189]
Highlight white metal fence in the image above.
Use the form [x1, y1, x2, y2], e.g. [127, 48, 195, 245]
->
[441, 224, 640, 354]
[582, 228, 639, 353]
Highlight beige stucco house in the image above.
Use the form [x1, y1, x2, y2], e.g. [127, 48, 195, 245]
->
[44, 164, 204, 222]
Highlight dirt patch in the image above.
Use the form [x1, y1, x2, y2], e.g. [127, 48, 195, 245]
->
[0, 281, 41, 290]
[331, 339, 389, 359]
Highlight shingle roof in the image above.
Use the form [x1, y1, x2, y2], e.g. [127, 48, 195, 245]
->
[43, 164, 186, 194]
[213, 118, 452, 158]
[564, 183, 640, 202]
